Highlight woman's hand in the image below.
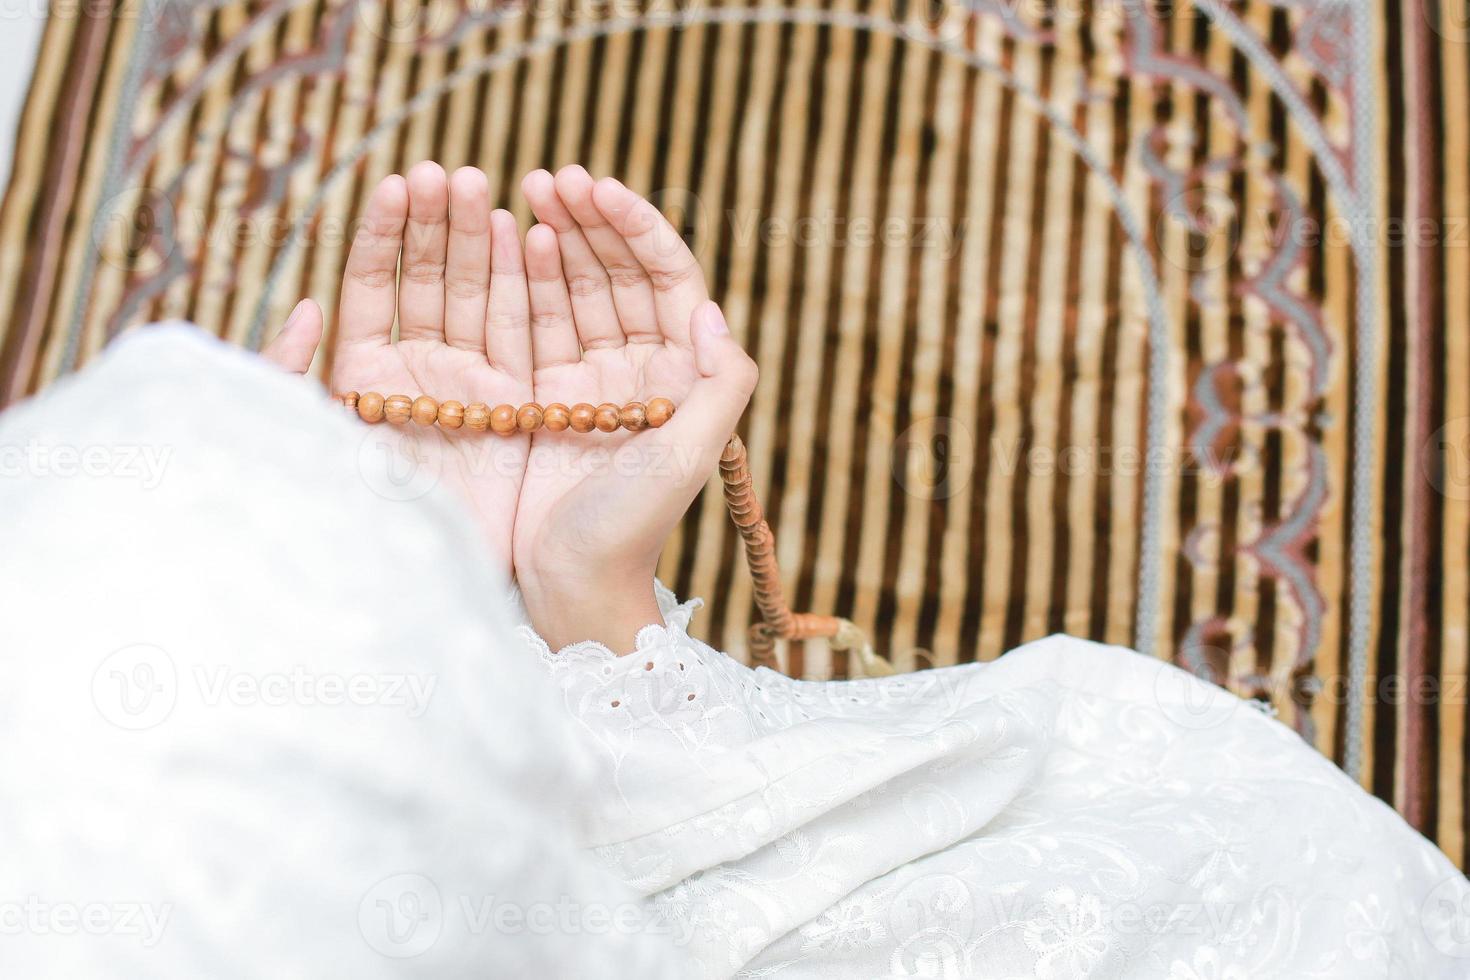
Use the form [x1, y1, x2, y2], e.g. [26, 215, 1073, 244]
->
[514, 167, 757, 653]
[265, 163, 534, 577]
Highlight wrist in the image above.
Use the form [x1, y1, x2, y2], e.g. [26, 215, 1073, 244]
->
[517, 561, 664, 655]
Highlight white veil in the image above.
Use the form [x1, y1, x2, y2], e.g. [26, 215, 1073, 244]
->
[0, 324, 685, 977]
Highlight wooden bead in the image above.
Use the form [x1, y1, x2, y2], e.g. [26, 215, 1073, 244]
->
[410, 395, 438, 426]
[437, 400, 464, 429]
[357, 392, 386, 423]
[517, 402, 544, 433]
[383, 395, 412, 424]
[570, 403, 597, 433]
[594, 403, 621, 433]
[365, 393, 675, 433]
[645, 396, 675, 428]
[340, 391, 359, 411]
[464, 403, 491, 431]
[619, 402, 648, 431]
[490, 404, 517, 435]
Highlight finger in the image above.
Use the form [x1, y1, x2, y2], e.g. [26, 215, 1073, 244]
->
[261, 299, 323, 375]
[525, 223, 582, 372]
[338, 175, 408, 347]
[486, 209, 533, 383]
[591, 176, 706, 348]
[656, 302, 757, 461]
[522, 168, 625, 350]
[552, 165, 661, 344]
[444, 167, 493, 353]
[397, 161, 450, 343]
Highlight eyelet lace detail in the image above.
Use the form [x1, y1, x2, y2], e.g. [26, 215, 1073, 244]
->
[516, 579, 704, 672]
[512, 585, 1470, 980]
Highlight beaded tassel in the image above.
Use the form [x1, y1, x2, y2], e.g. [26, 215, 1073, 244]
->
[337, 392, 675, 434]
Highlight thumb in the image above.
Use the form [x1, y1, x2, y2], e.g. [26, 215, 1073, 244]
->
[659, 301, 758, 459]
[261, 299, 324, 375]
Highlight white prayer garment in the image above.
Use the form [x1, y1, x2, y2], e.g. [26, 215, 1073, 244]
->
[3, 324, 1465, 979]
[0, 325, 687, 979]
[523, 592, 1470, 978]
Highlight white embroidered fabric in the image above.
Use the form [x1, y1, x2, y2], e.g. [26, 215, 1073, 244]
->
[524, 587, 1470, 979]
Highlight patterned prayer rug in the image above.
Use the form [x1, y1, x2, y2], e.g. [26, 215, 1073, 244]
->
[1, 0, 1467, 866]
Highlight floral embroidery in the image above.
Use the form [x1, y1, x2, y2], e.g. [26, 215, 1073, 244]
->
[520, 588, 1470, 979]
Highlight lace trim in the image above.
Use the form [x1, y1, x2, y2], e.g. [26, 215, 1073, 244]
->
[515, 579, 704, 672]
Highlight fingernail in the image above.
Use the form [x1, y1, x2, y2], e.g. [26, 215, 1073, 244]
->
[284, 299, 309, 331]
[701, 303, 729, 337]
